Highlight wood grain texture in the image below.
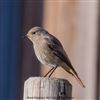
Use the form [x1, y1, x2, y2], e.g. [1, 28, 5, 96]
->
[23, 77, 72, 100]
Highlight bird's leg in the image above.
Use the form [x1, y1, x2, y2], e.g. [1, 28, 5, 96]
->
[48, 66, 57, 77]
[44, 67, 54, 77]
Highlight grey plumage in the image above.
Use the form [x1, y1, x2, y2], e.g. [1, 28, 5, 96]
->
[26, 26, 85, 88]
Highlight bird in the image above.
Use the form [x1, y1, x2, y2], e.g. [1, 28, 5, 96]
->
[26, 26, 85, 88]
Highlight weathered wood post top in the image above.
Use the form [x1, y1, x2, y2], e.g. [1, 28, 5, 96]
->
[23, 77, 72, 100]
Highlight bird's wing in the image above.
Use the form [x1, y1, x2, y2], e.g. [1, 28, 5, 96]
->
[45, 34, 73, 68]
[45, 34, 85, 88]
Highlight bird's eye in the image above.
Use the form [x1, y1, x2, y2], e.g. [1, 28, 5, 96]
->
[32, 32, 36, 34]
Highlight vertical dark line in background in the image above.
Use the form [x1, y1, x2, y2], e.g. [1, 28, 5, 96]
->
[0, 2, 13, 99]
[97, 2, 100, 100]
[10, 2, 24, 100]
[20, 1, 44, 100]
[0, 1, 23, 100]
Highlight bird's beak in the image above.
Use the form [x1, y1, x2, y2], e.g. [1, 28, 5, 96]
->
[26, 34, 29, 38]
[26, 33, 32, 41]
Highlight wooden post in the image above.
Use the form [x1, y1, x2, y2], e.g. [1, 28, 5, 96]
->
[23, 77, 72, 100]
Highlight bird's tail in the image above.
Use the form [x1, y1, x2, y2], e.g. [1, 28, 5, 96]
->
[62, 65, 85, 88]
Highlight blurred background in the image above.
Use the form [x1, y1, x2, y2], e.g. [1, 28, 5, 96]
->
[0, 0, 100, 100]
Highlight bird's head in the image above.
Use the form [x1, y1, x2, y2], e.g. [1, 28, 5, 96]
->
[26, 26, 48, 43]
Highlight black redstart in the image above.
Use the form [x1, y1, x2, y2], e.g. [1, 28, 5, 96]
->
[26, 26, 85, 88]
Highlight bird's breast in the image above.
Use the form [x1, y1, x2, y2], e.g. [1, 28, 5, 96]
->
[33, 43, 59, 67]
